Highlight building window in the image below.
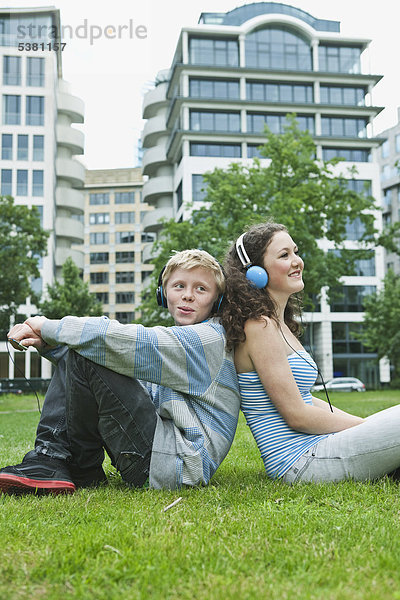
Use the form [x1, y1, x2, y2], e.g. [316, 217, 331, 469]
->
[1, 169, 12, 195]
[396, 135, 400, 154]
[189, 37, 239, 67]
[116, 231, 135, 244]
[90, 232, 109, 244]
[33, 135, 44, 161]
[116, 292, 135, 304]
[116, 251, 134, 263]
[96, 292, 109, 304]
[246, 27, 312, 71]
[16, 170, 28, 196]
[189, 78, 240, 99]
[320, 86, 365, 106]
[89, 193, 110, 205]
[3, 56, 21, 85]
[381, 140, 389, 158]
[115, 191, 135, 204]
[322, 147, 370, 162]
[176, 181, 183, 211]
[3, 94, 21, 124]
[89, 212, 109, 225]
[1, 134, 12, 160]
[330, 285, 376, 312]
[26, 96, 44, 125]
[116, 312, 135, 324]
[344, 179, 372, 195]
[141, 232, 156, 243]
[190, 110, 241, 132]
[26, 57, 45, 86]
[17, 134, 28, 160]
[247, 144, 263, 158]
[345, 217, 367, 241]
[332, 322, 368, 354]
[115, 211, 135, 224]
[115, 271, 135, 284]
[90, 272, 109, 284]
[90, 252, 109, 264]
[321, 117, 367, 138]
[330, 249, 375, 276]
[247, 112, 314, 134]
[190, 142, 241, 157]
[192, 174, 208, 202]
[319, 45, 361, 74]
[246, 81, 313, 103]
[32, 170, 43, 196]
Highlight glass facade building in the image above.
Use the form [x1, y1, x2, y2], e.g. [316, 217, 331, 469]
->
[0, 7, 85, 381]
[141, 2, 386, 386]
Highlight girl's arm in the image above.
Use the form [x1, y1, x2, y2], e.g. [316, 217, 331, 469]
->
[242, 318, 364, 434]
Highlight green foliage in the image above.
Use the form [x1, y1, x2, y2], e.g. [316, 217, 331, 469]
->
[1, 392, 400, 599]
[38, 257, 103, 319]
[138, 116, 394, 323]
[361, 269, 400, 379]
[0, 195, 49, 326]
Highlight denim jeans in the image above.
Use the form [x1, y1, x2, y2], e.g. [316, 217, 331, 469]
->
[32, 348, 157, 487]
[282, 404, 400, 484]
[65, 350, 157, 486]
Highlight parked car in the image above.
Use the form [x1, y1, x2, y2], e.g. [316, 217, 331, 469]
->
[0, 381, 23, 395]
[312, 377, 366, 393]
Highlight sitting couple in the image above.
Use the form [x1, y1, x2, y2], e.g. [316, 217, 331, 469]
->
[2, 221, 400, 495]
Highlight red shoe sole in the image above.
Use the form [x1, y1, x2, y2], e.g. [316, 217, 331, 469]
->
[0, 473, 76, 495]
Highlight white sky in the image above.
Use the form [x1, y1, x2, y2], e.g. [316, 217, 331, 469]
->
[9, 0, 400, 169]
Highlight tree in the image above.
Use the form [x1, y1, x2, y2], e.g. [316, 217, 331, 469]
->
[38, 257, 103, 319]
[360, 270, 400, 383]
[0, 195, 49, 331]
[138, 116, 400, 325]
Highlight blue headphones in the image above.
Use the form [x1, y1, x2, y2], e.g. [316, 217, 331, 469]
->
[236, 233, 268, 289]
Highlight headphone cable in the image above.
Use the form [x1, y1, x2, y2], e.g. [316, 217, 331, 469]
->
[5, 339, 42, 413]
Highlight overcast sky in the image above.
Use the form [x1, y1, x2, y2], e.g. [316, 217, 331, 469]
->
[10, 0, 400, 169]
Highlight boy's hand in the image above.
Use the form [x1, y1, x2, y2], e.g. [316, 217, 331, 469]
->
[8, 316, 47, 350]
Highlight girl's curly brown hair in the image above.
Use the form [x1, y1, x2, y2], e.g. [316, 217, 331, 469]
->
[220, 222, 303, 350]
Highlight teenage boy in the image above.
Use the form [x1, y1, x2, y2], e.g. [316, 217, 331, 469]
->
[1, 250, 240, 494]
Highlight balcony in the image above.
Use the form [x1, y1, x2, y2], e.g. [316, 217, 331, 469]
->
[142, 242, 155, 263]
[56, 125, 84, 154]
[55, 217, 84, 244]
[142, 115, 167, 147]
[57, 91, 84, 123]
[55, 247, 84, 270]
[142, 83, 168, 119]
[142, 175, 173, 203]
[56, 187, 84, 213]
[142, 206, 173, 231]
[142, 145, 168, 175]
[56, 158, 85, 187]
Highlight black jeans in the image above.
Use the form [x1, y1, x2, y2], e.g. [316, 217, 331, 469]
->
[32, 348, 157, 487]
[65, 351, 157, 486]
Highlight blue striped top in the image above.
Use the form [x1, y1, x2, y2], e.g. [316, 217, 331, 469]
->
[239, 351, 328, 479]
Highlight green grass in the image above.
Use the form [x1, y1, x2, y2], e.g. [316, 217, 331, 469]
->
[1, 391, 400, 600]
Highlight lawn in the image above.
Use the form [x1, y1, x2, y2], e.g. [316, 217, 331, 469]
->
[1, 391, 400, 600]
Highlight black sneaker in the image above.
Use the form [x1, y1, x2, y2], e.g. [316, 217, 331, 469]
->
[0, 454, 76, 495]
[69, 465, 108, 489]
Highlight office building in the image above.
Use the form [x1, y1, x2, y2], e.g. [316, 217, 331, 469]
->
[142, 2, 386, 386]
[84, 168, 153, 322]
[0, 7, 85, 380]
[379, 108, 400, 275]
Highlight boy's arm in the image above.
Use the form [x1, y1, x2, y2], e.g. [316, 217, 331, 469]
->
[38, 315, 228, 394]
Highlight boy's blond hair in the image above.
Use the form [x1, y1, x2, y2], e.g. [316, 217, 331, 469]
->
[162, 249, 225, 296]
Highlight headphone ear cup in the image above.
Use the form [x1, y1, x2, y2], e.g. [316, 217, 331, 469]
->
[156, 285, 167, 307]
[246, 266, 268, 289]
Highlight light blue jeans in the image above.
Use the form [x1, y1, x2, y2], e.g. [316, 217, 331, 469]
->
[282, 404, 400, 483]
